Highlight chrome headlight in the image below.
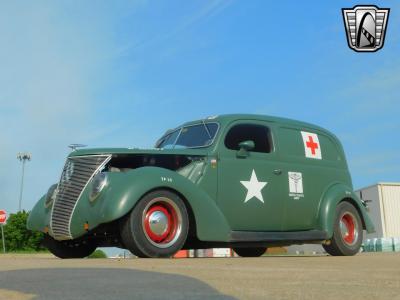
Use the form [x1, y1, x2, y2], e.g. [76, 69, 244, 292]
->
[90, 172, 107, 202]
[45, 184, 58, 208]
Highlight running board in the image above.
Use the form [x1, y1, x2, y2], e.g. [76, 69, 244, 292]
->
[229, 230, 328, 243]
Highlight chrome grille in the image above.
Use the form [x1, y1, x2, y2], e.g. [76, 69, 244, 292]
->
[50, 155, 111, 240]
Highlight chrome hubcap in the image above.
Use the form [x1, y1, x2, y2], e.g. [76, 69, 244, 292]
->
[148, 211, 168, 236]
[340, 212, 359, 246]
[340, 220, 349, 237]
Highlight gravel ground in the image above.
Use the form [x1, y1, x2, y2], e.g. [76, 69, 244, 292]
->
[0, 253, 399, 300]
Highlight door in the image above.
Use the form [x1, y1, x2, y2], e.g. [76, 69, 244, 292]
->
[217, 121, 285, 231]
[278, 126, 344, 231]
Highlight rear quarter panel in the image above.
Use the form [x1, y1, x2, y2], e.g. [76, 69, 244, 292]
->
[278, 125, 351, 230]
[317, 183, 375, 236]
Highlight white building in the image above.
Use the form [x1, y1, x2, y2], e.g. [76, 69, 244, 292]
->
[356, 182, 400, 240]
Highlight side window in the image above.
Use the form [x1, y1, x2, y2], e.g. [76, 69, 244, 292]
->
[224, 124, 272, 153]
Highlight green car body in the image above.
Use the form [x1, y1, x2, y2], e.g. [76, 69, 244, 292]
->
[27, 114, 374, 254]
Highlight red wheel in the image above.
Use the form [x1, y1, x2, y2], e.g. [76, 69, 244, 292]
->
[323, 202, 363, 256]
[340, 212, 359, 246]
[120, 190, 189, 258]
[142, 198, 182, 248]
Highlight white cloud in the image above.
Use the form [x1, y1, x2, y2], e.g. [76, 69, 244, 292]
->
[116, 0, 234, 56]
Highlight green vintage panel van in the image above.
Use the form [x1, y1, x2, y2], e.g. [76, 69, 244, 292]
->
[27, 114, 374, 258]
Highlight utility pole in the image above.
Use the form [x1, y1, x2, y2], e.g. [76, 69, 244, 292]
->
[17, 152, 31, 212]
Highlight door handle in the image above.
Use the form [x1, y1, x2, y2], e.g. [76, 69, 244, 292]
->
[273, 169, 282, 175]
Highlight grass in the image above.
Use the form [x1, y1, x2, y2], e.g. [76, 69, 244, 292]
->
[87, 249, 107, 259]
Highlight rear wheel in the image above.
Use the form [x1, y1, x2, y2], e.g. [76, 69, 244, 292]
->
[233, 247, 267, 257]
[43, 235, 97, 259]
[323, 202, 363, 256]
[120, 190, 189, 258]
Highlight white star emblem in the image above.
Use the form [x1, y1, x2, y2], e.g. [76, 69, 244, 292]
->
[240, 169, 268, 203]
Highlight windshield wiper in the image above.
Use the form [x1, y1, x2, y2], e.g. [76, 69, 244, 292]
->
[202, 119, 212, 139]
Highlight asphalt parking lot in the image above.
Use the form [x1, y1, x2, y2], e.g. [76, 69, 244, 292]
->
[0, 253, 399, 300]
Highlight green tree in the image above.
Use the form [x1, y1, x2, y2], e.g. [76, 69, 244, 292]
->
[3, 211, 45, 252]
[88, 249, 107, 258]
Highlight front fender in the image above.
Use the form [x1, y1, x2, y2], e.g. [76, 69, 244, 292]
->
[27, 194, 51, 232]
[316, 183, 375, 238]
[72, 167, 231, 241]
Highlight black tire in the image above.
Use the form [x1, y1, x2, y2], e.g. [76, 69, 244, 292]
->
[43, 235, 97, 259]
[233, 247, 267, 257]
[120, 189, 189, 258]
[323, 201, 363, 256]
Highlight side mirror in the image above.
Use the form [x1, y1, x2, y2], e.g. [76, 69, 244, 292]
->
[237, 140, 255, 158]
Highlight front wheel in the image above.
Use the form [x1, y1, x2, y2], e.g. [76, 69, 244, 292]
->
[233, 247, 267, 257]
[323, 202, 363, 256]
[120, 190, 189, 258]
[43, 235, 97, 259]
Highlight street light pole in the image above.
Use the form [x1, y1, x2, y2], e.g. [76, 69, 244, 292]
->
[17, 152, 31, 212]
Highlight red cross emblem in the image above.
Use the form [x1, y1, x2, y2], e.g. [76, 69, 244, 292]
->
[301, 131, 322, 159]
[306, 136, 319, 155]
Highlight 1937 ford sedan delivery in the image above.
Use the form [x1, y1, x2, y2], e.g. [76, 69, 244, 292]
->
[27, 114, 374, 258]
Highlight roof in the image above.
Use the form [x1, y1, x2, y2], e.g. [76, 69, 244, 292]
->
[181, 114, 334, 136]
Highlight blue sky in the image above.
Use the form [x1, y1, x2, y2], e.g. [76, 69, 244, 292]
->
[1, 0, 399, 219]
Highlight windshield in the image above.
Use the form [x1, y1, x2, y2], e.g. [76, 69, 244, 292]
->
[156, 122, 219, 149]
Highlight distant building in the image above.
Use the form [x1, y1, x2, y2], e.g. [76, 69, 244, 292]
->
[356, 182, 400, 240]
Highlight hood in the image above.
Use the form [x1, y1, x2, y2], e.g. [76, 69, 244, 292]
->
[68, 147, 210, 158]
